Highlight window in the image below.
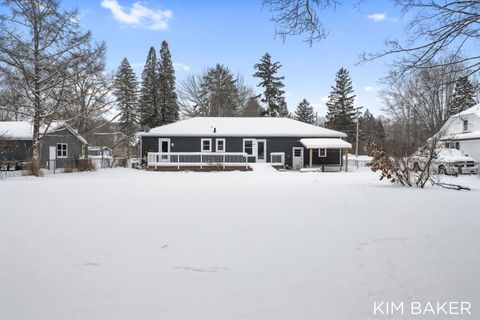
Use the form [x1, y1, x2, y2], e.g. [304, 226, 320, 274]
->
[201, 138, 212, 152]
[463, 120, 469, 132]
[57, 143, 67, 158]
[294, 149, 302, 157]
[455, 142, 460, 150]
[243, 140, 254, 155]
[216, 139, 226, 152]
[318, 148, 327, 157]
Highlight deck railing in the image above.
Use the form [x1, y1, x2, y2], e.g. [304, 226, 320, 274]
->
[270, 152, 285, 166]
[147, 152, 249, 169]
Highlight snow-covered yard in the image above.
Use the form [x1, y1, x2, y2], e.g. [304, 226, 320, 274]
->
[1, 168, 479, 320]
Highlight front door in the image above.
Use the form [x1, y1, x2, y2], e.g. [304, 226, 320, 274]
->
[158, 138, 170, 161]
[257, 139, 266, 163]
[49, 146, 56, 170]
[292, 147, 304, 170]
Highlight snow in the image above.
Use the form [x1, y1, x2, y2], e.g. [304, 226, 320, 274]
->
[0, 121, 87, 144]
[0, 121, 33, 140]
[444, 130, 480, 141]
[455, 104, 480, 118]
[300, 138, 352, 149]
[140, 117, 347, 138]
[1, 168, 479, 320]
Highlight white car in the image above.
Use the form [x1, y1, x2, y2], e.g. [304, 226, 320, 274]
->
[412, 148, 478, 175]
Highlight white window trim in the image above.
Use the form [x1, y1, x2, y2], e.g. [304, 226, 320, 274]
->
[216, 138, 226, 153]
[57, 143, 68, 158]
[201, 138, 212, 152]
[318, 148, 327, 157]
[243, 139, 255, 156]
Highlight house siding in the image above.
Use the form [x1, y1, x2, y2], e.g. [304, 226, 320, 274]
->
[141, 135, 345, 168]
[0, 140, 32, 161]
[39, 128, 84, 168]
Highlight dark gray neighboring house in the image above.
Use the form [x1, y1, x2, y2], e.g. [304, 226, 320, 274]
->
[0, 121, 87, 169]
[138, 117, 352, 171]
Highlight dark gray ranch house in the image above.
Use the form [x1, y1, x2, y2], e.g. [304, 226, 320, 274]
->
[0, 121, 87, 170]
[139, 117, 352, 171]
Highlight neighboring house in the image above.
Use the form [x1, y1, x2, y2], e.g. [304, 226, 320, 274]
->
[0, 121, 87, 169]
[438, 104, 480, 163]
[88, 146, 113, 169]
[138, 117, 352, 171]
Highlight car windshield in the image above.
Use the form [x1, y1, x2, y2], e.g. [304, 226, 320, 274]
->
[437, 148, 464, 158]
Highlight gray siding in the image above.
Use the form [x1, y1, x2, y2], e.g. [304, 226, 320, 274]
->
[39, 128, 84, 168]
[0, 140, 32, 161]
[141, 135, 345, 167]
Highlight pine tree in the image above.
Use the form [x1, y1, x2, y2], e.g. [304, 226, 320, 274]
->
[294, 99, 316, 124]
[138, 47, 160, 129]
[375, 118, 386, 145]
[449, 76, 477, 116]
[158, 41, 178, 124]
[253, 53, 287, 117]
[114, 58, 139, 159]
[325, 68, 356, 141]
[200, 64, 239, 116]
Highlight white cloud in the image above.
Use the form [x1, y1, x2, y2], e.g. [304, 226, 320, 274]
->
[364, 86, 377, 92]
[101, 0, 173, 30]
[367, 12, 386, 22]
[173, 62, 190, 71]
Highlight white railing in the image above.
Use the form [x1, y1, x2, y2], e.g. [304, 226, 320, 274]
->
[147, 152, 249, 169]
[270, 152, 285, 166]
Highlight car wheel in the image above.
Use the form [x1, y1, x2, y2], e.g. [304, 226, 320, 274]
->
[438, 166, 447, 175]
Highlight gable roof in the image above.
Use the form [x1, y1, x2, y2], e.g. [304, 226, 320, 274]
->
[139, 117, 347, 138]
[0, 121, 87, 144]
[436, 104, 480, 138]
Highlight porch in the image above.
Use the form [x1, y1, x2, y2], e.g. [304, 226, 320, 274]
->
[299, 138, 352, 172]
[147, 152, 286, 170]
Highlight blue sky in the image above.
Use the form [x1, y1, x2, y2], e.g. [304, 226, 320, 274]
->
[66, 0, 408, 116]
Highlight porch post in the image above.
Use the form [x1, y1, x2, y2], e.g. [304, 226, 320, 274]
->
[344, 148, 348, 172]
[309, 148, 313, 167]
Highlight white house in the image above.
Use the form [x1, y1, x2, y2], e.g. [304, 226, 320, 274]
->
[438, 104, 480, 163]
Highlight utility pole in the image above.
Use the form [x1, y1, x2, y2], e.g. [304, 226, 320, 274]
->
[355, 106, 364, 170]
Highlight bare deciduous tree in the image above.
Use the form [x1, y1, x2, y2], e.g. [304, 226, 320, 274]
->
[178, 68, 258, 118]
[381, 57, 469, 154]
[0, 0, 104, 175]
[364, 1, 480, 77]
[263, 0, 340, 45]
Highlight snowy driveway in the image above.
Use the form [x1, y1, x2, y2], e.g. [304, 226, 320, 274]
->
[1, 168, 479, 319]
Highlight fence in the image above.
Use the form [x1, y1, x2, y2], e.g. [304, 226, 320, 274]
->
[147, 152, 249, 169]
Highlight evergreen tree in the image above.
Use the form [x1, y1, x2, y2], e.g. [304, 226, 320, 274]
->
[158, 41, 178, 124]
[253, 53, 287, 117]
[449, 76, 477, 116]
[325, 68, 356, 141]
[294, 99, 316, 124]
[200, 64, 239, 116]
[375, 118, 386, 145]
[241, 97, 264, 116]
[138, 47, 160, 128]
[114, 58, 139, 159]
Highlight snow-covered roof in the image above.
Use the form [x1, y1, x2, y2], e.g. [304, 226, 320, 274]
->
[0, 121, 32, 140]
[453, 104, 480, 119]
[140, 117, 347, 138]
[440, 130, 480, 141]
[300, 138, 352, 149]
[0, 121, 87, 144]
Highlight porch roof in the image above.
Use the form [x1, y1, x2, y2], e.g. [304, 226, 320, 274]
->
[299, 138, 352, 149]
